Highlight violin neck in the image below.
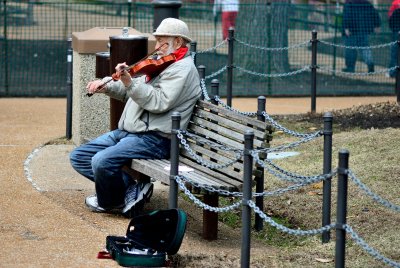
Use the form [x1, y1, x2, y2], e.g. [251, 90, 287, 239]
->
[127, 43, 167, 69]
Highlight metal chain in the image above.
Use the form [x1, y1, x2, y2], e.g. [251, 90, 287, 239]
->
[205, 66, 228, 80]
[214, 96, 257, 117]
[253, 179, 326, 197]
[344, 224, 400, 268]
[175, 175, 241, 212]
[177, 130, 243, 169]
[178, 174, 243, 197]
[319, 39, 396, 50]
[200, 78, 258, 117]
[347, 170, 400, 212]
[252, 151, 336, 184]
[235, 38, 311, 51]
[235, 65, 310, 78]
[195, 39, 227, 54]
[249, 200, 336, 235]
[262, 111, 322, 138]
[255, 153, 336, 182]
[256, 131, 322, 153]
[319, 66, 397, 76]
[200, 78, 212, 101]
[178, 173, 316, 198]
[178, 166, 335, 198]
[180, 130, 243, 153]
[177, 172, 400, 268]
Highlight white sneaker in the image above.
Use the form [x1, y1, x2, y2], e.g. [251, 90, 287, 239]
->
[85, 194, 124, 214]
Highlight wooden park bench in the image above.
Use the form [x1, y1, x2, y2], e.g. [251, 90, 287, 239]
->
[125, 99, 274, 240]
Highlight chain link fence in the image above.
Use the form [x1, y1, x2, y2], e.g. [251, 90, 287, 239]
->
[0, 1, 397, 97]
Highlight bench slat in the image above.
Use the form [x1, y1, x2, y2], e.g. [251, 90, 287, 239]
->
[193, 109, 266, 140]
[180, 143, 245, 179]
[191, 114, 265, 148]
[130, 159, 170, 183]
[188, 124, 244, 150]
[130, 159, 240, 191]
[197, 100, 270, 130]
[179, 158, 243, 190]
[183, 141, 242, 167]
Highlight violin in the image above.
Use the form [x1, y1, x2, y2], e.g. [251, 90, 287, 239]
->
[87, 43, 175, 97]
[113, 54, 176, 80]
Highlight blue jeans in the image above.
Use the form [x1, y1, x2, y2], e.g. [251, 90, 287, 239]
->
[70, 129, 170, 208]
[389, 31, 398, 77]
[344, 33, 373, 71]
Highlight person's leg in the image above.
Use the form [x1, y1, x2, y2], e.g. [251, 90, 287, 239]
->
[359, 34, 374, 72]
[221, 11, 238, 40]
[344, 35, 357, 72]
[227, 11, 237, 31]
[389, 31, 398, 77]
[221, 11, 229, 40]
[70, 130, 120, 182]
[92, 131, 170, 208]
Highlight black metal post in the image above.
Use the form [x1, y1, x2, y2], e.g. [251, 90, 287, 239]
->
[202, 79, 219, 241]
[26, 0, 34, 25]
[197, 65, 205, 101]
[227, 28, 234, 107]
[335, 149, 349, 268]
[311, 30, 318, 113]
[332, 3, 340, 76]
[66, 38, 73, 139]
[321, 112, 333, 243]
[190, 41, 197, 66]
[254, 96, 266, 232]
[241, 130, 254, 268]
[127, 0, 132, 27]
[210, 79, 219, 105]
[396, 31, 400, 104]
[266, 4, 272, 95]
[3, 0, 9, 96]
[169, 112, 181, 209]
[152, 0, 182, 32]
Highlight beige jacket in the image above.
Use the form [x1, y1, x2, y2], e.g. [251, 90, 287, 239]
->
[104, 51, 201, 135]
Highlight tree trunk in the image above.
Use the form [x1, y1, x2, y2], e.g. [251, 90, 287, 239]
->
[235, 1, 291, 75]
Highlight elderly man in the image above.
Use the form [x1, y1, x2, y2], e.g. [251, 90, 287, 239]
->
[70, 18, 201, 216]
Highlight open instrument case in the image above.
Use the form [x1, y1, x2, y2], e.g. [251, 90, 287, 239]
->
[105, 209, 187, 267]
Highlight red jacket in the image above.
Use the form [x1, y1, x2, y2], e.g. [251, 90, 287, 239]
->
[389, 0, 400, 17]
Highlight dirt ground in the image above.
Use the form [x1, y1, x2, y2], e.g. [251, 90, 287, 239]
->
[0, 96, 397, 268]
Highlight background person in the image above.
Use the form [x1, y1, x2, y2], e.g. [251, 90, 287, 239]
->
[342, 0, 381, 73]
[388, 0, 400, 78]
[69, 18, 202, 216]
[213, 0, 239, 40]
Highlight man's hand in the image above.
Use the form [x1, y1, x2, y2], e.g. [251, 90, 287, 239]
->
[345, 29, 350, 37]
[115, 62, 132, 87]
[86, 80, 106, 95]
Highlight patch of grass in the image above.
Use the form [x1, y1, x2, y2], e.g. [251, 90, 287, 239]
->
[175, 104, 400, 267]
[218, 196, 308, 248]
[258, 127, 400, 267]
[215, 114, 400, 266]
[44, 136, 74, 145]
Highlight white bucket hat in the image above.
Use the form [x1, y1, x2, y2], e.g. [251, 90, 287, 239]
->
[153, 18, 192, 42]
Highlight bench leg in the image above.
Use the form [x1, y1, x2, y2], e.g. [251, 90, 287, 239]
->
[202, 193, 218, 240]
